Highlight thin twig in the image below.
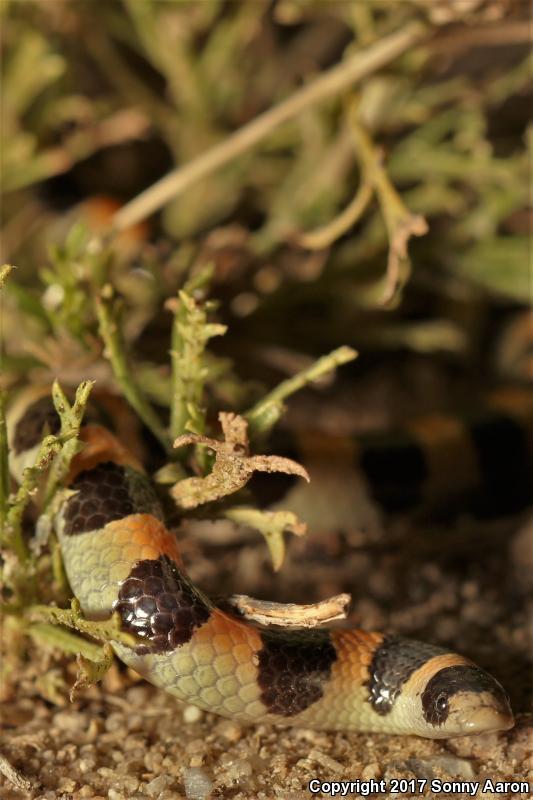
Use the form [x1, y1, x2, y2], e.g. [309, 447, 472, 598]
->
[297, 173, 374, 250]
[350, 113, 428, 304]
[245, 346, 357, 435]
[111, 21, 428, 232]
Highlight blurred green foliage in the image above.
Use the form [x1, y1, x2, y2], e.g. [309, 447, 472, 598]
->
[0, 0, 530, 391]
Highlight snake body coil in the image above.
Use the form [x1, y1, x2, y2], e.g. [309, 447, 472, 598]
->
[10, 390, 523, 738]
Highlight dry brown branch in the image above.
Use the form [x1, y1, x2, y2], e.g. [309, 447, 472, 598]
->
[350, 115, 428, 304]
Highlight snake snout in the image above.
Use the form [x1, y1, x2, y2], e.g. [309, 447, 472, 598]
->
[456, 698, 514, 735]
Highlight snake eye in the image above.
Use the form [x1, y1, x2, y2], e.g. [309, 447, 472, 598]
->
[435, 693, 448, 715]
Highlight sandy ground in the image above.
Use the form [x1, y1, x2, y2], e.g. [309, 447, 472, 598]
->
[1, 501, 531, 800]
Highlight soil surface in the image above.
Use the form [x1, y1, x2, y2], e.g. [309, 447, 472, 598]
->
[1, 502, 531, 800]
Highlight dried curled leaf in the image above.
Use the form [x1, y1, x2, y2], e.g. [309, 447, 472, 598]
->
[172, 411, 309, 509]
[382, 211, 428, 305]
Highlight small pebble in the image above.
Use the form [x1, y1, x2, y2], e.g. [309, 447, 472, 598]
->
[54, 711, 86, 732]
[105, 713, 125, 732]
[98, 767, 116, 778]
[183, 705, 203, 724]
[144, 750, 164, 771]
[432, 755, 476, 779]
[145, 773, 174, 796]
[58, 776, 77, 791]
[159, 792, 185, 800]
[308, 749, 344, 773]
[183, 766, 213, 800]
[362, 762, 381, 780]
[215, 719, 242, 742]
[220, 757, 253, 784]
[127, 714, 144, 732]
[119, 776, 141, 793]
[185, 739, 207, 756]
[126, 686, 150, 705]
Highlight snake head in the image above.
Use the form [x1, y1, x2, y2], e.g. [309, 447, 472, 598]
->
[364, 635, 514, 739]
[418, 663, 514, 737]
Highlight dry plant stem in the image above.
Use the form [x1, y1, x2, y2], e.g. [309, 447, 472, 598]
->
[245, 346, 357, 432]
[227, 593, 351, 628]
[297, 173, 374, 249]
[112, 21, 428, 232]
[96, 297, 169, 451]
[350, 115, 428, 303]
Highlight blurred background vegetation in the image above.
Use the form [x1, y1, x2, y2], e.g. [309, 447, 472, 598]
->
[1, 0, 531, 420]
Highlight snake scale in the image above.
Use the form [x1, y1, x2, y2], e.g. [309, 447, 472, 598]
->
[9, 386, 531, 738]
